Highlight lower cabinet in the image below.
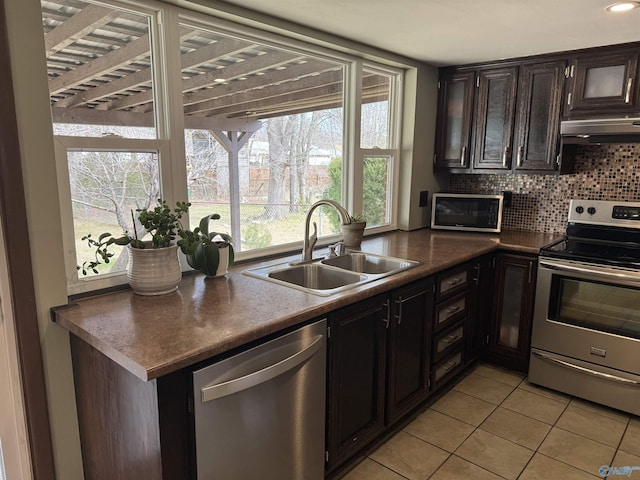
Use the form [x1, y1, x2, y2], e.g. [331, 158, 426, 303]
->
[325, 293, 389, 473]
[326, 251, 540, 474]
[386, 278, 434, 424]
[487, 252, 538, 372]
[325, 279, 433, 473]
[467, 254, 495, 363]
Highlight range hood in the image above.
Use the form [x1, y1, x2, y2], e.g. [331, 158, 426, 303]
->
[561, 117, 640, 144]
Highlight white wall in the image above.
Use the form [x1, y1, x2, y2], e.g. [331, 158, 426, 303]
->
[4, 0, 84, 478]
[3, 0, 439, 477]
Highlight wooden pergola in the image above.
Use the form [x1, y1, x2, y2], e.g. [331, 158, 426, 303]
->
[42, 0, 391, 132]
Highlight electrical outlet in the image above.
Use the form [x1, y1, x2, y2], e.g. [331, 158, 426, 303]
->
[419, 190, 429, 207]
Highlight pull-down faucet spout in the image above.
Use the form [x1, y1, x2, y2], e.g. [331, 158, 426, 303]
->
[302, 200, 351, 262]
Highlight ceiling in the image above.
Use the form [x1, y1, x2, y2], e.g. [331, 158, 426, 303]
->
[214, 0, 640, 66]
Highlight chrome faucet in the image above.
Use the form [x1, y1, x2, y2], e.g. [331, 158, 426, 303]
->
[302, 199, 351, 262]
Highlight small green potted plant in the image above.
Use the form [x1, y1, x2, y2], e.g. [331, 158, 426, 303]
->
[341, 213, 366, 249]
[177, 213, 234, 277]
[78, 199, 190, 295]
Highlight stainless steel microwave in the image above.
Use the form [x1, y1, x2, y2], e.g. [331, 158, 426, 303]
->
[431, 193, 503, 233]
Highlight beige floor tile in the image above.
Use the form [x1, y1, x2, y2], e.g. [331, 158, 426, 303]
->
[473, 363, 525, 387]
[557, 404, 628, 447]
[453, 372, 516, 405]
[519, 379, 572, 404]
[538, 427, 616, 475]
[569, 397, 630, 423]
[480, 406, 551, 450]
[519, 453, 602, 480]
[369, 431, 449, 480]
[609, 450, 640, 478]
[404, 408, 474, 452]
[430, 455, 502, 480]
[620, 418, 640, 457]
[455, 429, 534, 480]
[501, 387, 567, 424]
[431, 390, 496, 427]
[341, 458, 406, 480]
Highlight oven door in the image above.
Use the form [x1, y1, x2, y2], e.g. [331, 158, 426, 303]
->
[531, 257, 640, 372]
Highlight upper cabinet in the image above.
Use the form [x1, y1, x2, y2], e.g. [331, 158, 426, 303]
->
[434, 70, 475, 170]
[514, 60, 566, 172]
[434, 42, 640, 175]
[565, 48, 639, 117]
[472, 66, 518, 171]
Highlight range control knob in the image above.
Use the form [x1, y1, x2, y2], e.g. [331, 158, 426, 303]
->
[587, 207, 596, 215]
[575, 206, 584, 214]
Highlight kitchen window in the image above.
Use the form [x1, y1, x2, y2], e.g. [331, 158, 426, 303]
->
[43, 0, 403, 294]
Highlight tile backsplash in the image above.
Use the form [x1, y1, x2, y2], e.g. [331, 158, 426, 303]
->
[448, 144, 640, 234]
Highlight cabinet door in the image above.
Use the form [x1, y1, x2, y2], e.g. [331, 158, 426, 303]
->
[386, 278, 433, 425]
[472, 66, 518, 170]
[326, 294, 388, 472]
[434, 70, 475, 170]
[467, 254, 494, 364]
[566, 49, 639, 116]
[513, 60, 566, 172]
[488, 253, 537, 372]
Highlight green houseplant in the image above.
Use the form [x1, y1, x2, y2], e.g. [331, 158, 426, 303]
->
[78, 199, 234, 293]
[79, 199, 190, 295]
[177, 213, 235, 277]
[78, 199, 191, 275]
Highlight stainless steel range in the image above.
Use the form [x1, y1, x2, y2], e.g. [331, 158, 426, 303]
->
[529, 199, 640, 415]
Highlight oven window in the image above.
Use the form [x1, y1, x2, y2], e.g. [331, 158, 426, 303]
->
[549, 276, 640, 339]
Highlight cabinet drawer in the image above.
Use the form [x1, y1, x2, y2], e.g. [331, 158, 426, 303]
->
[432, 349, 465, 388]
[433, 321, 465, 363]
[434, 292, 467, 332]
[437, 267, 469, 300]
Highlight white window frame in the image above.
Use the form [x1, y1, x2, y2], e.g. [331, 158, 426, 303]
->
[55, 136, 172, 294]
[51, 0, 405, 295]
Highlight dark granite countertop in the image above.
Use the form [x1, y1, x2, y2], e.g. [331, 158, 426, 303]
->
[53, 228, 562, 381]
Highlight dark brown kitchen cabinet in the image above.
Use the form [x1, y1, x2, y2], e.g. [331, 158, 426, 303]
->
[325, 294, 388, 473]
[467, 254, 495, 364]
[472, 66, 518, 170]
[565, 48, 639, 117]
[385, 278, 434, 425]
[431, 264, 470, 388]
[514, 60, 566, 172]
[434, 69, 475, 171]
[326, 279, 434, 474]
[487, 253, 537, 372]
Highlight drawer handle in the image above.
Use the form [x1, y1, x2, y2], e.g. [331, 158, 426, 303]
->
[448, 277, 463, 286]
[443, 359, 459, 372]
[446, 304, 461, 315]
[442, 334, 461, 345]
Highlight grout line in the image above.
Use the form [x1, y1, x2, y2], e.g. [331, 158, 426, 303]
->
[356, 366, 640, 480]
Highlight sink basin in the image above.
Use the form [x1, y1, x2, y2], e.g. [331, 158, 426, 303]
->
[269, 264, 365, 290]
[321, 253, 418, 274]
[243, 252, 420, 296]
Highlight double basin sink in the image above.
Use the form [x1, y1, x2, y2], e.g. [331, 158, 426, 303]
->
[243, 252, 420, 296]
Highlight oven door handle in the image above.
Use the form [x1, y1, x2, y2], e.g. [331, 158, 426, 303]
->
[532, 350, 640, 387]
[539, 258, 640, 283]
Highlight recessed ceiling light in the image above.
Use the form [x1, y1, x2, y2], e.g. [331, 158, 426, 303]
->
[606, 1, 640, 12]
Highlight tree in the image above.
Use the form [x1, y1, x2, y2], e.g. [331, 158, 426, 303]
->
[325, 156, 387, 229]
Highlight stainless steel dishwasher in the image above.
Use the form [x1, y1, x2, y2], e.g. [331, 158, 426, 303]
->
[192, 318, 326, 479]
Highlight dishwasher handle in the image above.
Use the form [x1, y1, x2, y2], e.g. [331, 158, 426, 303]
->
[201, 334, 324, 403]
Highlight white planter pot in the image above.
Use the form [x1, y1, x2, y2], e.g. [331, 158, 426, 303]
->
[341, 221, 366, 249]
[127, 244, 182, 296]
